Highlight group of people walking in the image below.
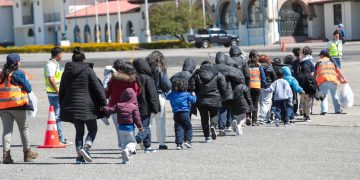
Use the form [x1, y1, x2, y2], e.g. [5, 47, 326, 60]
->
[1, 30, 347, 164]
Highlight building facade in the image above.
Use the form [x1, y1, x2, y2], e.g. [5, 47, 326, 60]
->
[0, 0, 14, 46]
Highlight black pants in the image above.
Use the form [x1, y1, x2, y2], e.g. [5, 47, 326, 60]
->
[250, 88, 261, 125]
[74, 120, 98, 150]
[198, 106, 219, 138]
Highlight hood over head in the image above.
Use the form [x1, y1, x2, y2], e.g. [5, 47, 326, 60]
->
[281, 66, 292, 76]
[120, 88, 138, 105]
[215, 52, 226, 64]
[64, 62, 93, 78]
[229, 45, 242, 57]
[133, 58, 152, 76]
[182, 57, 196, 72]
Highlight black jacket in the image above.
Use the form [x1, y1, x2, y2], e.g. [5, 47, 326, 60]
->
[292, 58, 301, 80]
[229, 46, 250, 86]
[133, 59, 160, 116]
[59, 62, 107, 122]
[170, 57, 196, 90]
[260, 63, 277, 88]
[189, 64, 227, 108]
[298, 64, 318, 95]
[230, 84, 253, 115]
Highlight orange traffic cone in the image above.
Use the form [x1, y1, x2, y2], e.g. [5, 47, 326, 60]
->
[281, 41, 286, 52]
[38, 106, 66, 148]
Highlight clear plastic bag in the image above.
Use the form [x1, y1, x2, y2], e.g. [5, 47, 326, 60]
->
[26, 92, 38, 119]
[336, 83, 354, 109]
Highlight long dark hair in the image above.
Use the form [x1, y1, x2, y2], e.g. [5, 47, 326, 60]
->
[146, 51, 167, 73]
[0, 62, 18, 84]
[113, 59, 137, 77]
[72, 47, 86, 62]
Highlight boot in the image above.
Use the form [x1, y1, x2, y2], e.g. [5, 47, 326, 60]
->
[23, 148, 39, 162]
[3, 150, 14, 164]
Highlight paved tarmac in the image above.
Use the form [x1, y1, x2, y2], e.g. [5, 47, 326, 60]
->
[0, 43, 360, 179]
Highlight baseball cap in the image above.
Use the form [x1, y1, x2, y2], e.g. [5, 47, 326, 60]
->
[319, 50, 329, 56]
[6, 53, 21, 65]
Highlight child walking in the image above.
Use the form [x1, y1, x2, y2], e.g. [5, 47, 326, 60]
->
[103, 88, 144, 164]
[166, 79, 196, 150]
[265, 71, 293, 127]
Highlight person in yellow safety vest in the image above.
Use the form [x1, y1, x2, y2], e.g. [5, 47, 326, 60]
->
[44, 47, 72, 145]
[247, 50, 267, 126]
[328, 30, 343, 69]
[313, 50, 347, 115]
[0, 53, 39, 164]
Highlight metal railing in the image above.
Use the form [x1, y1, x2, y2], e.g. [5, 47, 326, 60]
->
[44, 13, 61, 23]
[22, 16, 34, 25]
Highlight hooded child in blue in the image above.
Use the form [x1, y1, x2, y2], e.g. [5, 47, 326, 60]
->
[281, 66, 304, 94]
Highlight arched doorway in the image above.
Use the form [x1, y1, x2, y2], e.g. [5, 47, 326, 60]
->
[104, 23, 112, 42]
[94, 24, 102, 42]
[126, 21, 134, 37]
[73, 25, 81, 43]
[84, 25, 91, 43]
[279, 0, 308, 36]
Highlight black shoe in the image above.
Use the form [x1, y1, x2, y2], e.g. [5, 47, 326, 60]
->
[320, 112, 327, 115]
[176, 144, 183, 150]
[304, 116, 311, 121]
[75, 157, 85, 164]
[210, 126, 217, 140]
[159, 145, 168, 150]
[79, 148, 92, 162]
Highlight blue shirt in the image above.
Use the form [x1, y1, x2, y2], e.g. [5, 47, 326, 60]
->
[11, 70, 32, 93]
[119, 124, 135, 132]
[166, 91, 196, 113]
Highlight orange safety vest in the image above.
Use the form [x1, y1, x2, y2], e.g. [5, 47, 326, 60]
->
[249, 67, 261, 89]
[0, 76, 29, 109]
[316, 57, 339, 86]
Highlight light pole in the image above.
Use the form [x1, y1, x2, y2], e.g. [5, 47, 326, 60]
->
[145, 0, 152, 43]
[202, 0, 206, 29]
[188, 0, 193, 35]
[94, 0, 100, 43]
[117, 0, 123, 43]
[106, 0, 112, 43]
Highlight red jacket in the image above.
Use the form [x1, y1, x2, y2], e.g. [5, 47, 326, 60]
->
[105, 71, 140, 106]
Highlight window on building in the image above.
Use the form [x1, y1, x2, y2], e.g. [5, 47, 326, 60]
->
[248, 0, 264, 28]
[28, 29, 34, 37]
[333, 4, 342, 25]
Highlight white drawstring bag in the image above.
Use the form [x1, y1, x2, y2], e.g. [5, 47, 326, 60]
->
[336, 83, 354, 109]
[26, 92, 38, 119]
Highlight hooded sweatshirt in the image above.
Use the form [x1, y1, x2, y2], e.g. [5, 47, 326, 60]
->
[103, 88, 142, 131]
[301, 55, 316, 71]
[170, 58, 196, 90]
[133, 59, 160, 116]
[281, 66, 304, 94]
[265, 78, 293, 102]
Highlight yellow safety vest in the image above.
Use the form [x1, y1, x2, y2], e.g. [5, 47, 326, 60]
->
[329, 40, 343, 57]
[0, 76, 29, 109]
[44, 59, 62, 93]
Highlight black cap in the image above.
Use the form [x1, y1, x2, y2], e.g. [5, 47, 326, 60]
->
[319, 50, 329, 56]
[6, 53, 21, 65]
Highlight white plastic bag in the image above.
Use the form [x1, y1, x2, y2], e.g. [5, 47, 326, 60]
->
[26, 92, 38, 119]
[336, 83, 354, 109]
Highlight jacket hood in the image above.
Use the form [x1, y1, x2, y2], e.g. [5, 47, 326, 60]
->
[133, 59, 152, 76]
[112, 71, 136, 82]
[182, 58, 196, 72]
[301, 63, 312, 74]
[301, 55, 313, 62]
[281, 66, 292, 76]
[120, 88, 138, 105]
[215, 52, 226, 64]
[229, 45, 242, 56]
[197, 64, 218, 82]
[64, 62, 93, 78]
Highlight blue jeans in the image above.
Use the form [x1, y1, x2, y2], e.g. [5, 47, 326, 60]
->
[48, 95, 64, 142]
[136, 114, 151, 148]
[218, 102, 232, 130]
[319, 82, 341, 113]
[332, 57, 342, 69]
[271, 100, 291, 123]
[174, 111, 192, 145]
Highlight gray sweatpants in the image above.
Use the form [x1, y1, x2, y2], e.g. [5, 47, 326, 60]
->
[119, 130, 137, 153]
[0, 110, 30, 151]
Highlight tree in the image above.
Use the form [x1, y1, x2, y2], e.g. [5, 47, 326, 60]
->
[150, 1, 208, 42]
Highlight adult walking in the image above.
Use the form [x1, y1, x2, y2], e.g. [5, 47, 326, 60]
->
[229, 45, 250, 86]
[328, 31, 344, 69]
[146, 51, 172, 150]
[44, 47, 72, 145]
[59, 47, 107, 164]
[313, 50, 347, 115]
[1, 53, 38, 164]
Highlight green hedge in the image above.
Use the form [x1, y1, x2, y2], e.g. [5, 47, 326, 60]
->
[0, 40, 193, 54]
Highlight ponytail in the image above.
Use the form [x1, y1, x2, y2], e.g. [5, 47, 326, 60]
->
[0, 63, 18, 84]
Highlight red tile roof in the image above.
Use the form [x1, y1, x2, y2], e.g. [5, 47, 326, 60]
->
[66, 0, 140, 19]
[0, 0, 13, 7]
[308, 0, 336, 4]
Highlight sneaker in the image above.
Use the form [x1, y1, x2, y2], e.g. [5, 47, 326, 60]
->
[275, 119, 280, 127]
[75, 157, 85, 164]
[176, 144, 183, 150]
[304, 116, 311, 121]
[144, 147, 157, 154]
[320, 112, 327, 115]
[78, 148, 92, 162]
[270, 112, 275, 121]
[289, 120, 295, 124]
[284, 122, 290, 127]
[183, 142, 193, 149]
[101, 117, 110, 125]
[210, 126, 217, 140]
[225, 127, 233, 133]
[61, 139, 73, 146]
[159, 145, 168, 150]
[231, 120, 238, 132]
[122, 150, 129, 164]
[218, 130, 226, 136]
[204, 137, 212, 143]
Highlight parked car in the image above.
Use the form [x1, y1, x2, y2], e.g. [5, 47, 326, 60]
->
[188, 28, 240, 48]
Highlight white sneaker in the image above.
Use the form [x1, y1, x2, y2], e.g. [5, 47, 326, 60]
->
[225, 126, 233, 133]
[144, 147, 157, 154]
[231, 120, 238, 132]
[101, 117, 110, 125]
[238, 125, 243, 135]
[183, 142, 193, 149]
[122, 150, 129, 164]
[275, 119, 280, 127]
[204, 137, 212, 143]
